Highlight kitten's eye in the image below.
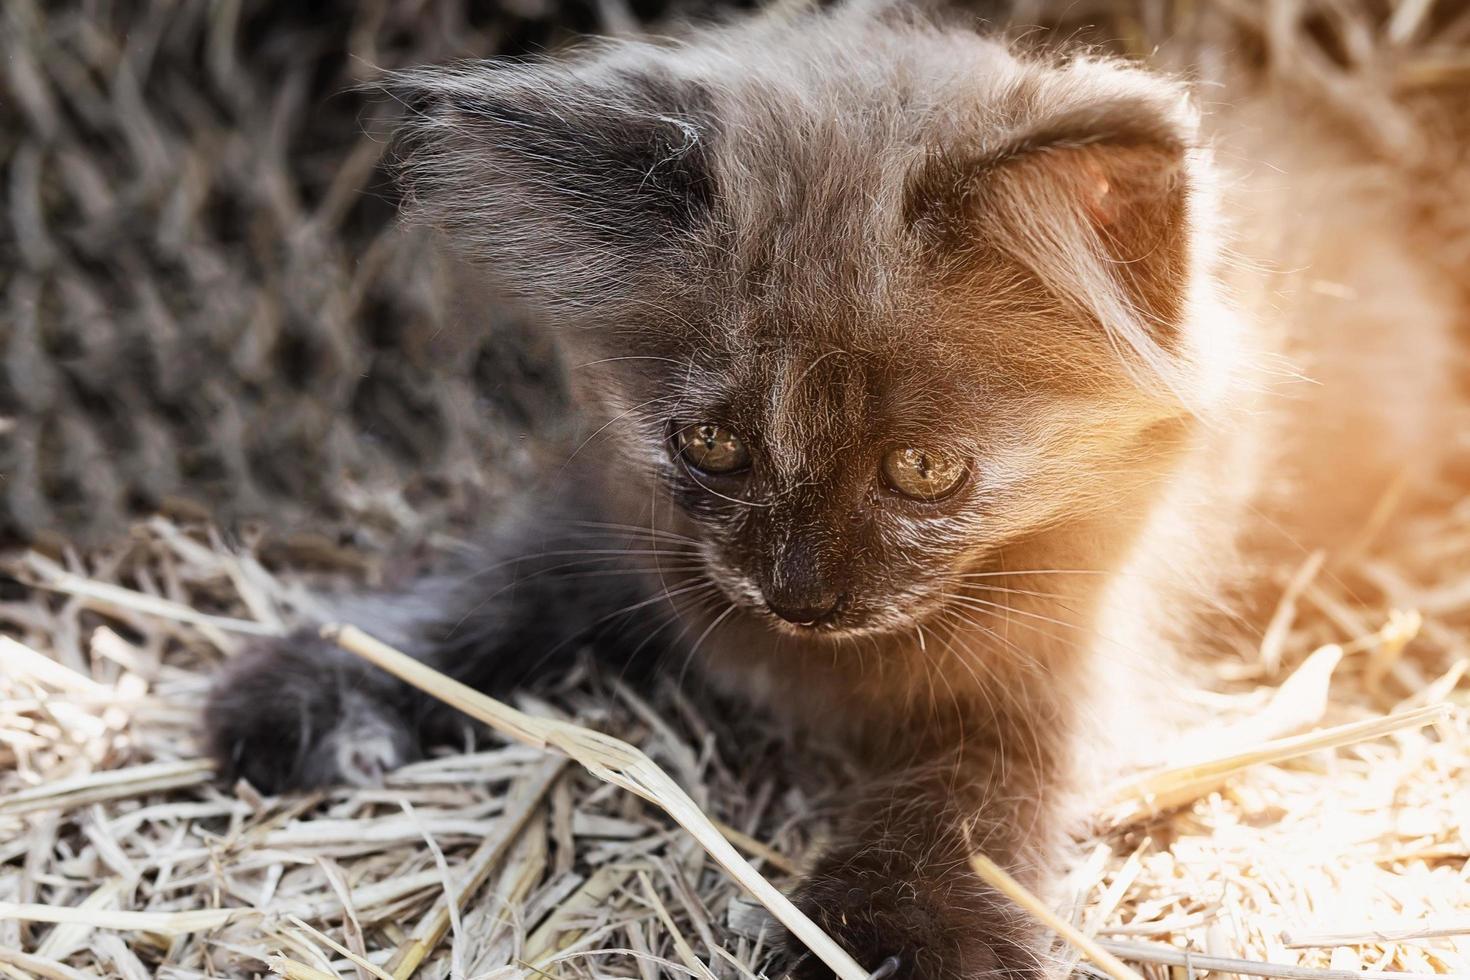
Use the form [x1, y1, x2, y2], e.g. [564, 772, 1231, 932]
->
[673, 423, 750, 475]
[881, 448, 968, 501]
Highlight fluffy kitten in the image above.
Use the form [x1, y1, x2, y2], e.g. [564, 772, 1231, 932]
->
[206, 4, 1464, 977]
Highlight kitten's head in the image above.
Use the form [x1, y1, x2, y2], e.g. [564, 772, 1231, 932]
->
[393, 6, 1232, 637]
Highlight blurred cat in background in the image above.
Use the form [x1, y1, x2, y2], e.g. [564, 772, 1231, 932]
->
[206, 2, 1466, 976]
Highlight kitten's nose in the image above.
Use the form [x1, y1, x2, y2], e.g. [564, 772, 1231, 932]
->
[765, 537, 844, 626]
[765, 590, 842, 627]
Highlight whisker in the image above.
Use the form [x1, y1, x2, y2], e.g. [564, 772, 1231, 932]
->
[940, 611, 1051, 786]
[951, 582, 1083, 603]
[446, 557, 714, 640]
[935, 608, 1052, 681]
[677, 467, 774, 509]
[553, 519, 702, 545]
[457, 546, 702, 581]
[944, 595, 1093, 636]
[950, 569, 1112, 579]
[676, 601, 739, 691]
[943, 598, 1157, 672]
[478, 579, 724, 691]
[528, 579, 723, 667]
[572, 354, 686, 370]
[558, 391, 683, 473]
[525, 564, 709, 583]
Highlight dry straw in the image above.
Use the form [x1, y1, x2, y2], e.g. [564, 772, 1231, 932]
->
[1103, 701, 1452, 825]
[968, 855, 1145, 980]
[4, 524, 1466, 977]
[325, 624, 1205, 980]
[323, 623, 871, 980]
[329, 624, 1456, 980]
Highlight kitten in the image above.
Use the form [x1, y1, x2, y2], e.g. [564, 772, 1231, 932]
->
[206, 4, 1464, 977]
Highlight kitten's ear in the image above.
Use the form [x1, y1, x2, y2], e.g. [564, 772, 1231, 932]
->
[908, 69, 1199, 358]
[387, 56, 716, 312]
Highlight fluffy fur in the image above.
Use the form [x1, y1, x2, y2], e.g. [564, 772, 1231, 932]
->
[206, 5, 1465, 977]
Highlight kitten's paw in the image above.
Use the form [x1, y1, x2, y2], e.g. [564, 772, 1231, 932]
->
[785, 868, 1048, 980]
[205, 630, 417, 793]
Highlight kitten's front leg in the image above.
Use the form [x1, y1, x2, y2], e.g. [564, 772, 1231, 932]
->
[207, 630, 420, 791]
[205, 509, 669, 793]
[788, 738, 1064, 980]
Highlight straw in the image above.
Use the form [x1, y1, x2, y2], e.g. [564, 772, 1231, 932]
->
[968, 855, 1145, 980]
[322, 623, 869, 980]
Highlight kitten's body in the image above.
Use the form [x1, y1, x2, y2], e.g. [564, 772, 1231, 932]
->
[207, 6, 1464, 977]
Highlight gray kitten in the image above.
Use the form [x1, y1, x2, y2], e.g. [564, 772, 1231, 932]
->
[207, 3, 1463, 976]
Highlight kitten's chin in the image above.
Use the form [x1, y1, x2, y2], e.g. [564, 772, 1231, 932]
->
[762, 614, 849, 638]
[754, 603, 927, 642]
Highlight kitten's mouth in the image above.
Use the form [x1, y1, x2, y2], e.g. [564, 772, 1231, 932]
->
[770, 617, 847, 636]
[759, 605, 918, 641]
[764, 599, 843, 630]
[764, 612, 848, 635]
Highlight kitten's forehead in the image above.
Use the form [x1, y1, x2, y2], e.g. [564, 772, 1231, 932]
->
[760, 348, 872, 474]
[691, 22, 1016, 275]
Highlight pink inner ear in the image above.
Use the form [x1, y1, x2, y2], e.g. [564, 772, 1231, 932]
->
[1052, 149, 1117, 227]
[1079, 156, 1116, 226]
[975, 137, 1190, 340]
[1037, 142, 1180, 232]
[1007, 145, 1132, 231]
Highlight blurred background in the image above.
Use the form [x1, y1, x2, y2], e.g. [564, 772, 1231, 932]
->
[4, 0, 1466, 557]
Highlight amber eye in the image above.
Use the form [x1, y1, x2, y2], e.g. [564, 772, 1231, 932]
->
[673, 423, 750, 475]
[881, 448, 968, 501]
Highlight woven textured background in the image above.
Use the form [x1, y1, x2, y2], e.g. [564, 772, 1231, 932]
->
[0, 0, 751, 550]
[3, 0, 1466, 549]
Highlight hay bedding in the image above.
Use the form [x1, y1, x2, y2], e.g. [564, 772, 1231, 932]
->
[3, 493, 1469, 978]
[4, 0, 1470, 978]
